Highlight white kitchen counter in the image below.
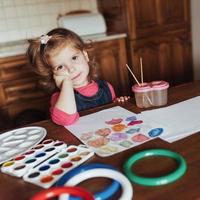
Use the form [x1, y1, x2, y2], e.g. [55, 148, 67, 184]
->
[0, 33, 127, 58]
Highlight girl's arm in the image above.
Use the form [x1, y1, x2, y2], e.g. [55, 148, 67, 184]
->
[107, 82, 116, 100]
[50, 105, 79, 126]
[54, 75, 77, 114]
[50, 75, 79, 126]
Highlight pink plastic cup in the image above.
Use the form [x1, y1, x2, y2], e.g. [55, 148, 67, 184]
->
[151, 81, 169, 106]
[132, 83, 153, 108]
[132, 81, 169, 108]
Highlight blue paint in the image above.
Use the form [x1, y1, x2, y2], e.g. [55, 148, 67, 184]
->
[49, 159, 60, 165]
[126, 127, 140, 134]
[125, 116, 137, 122]
[25, 158, 36, 164]
[148, 128, 164, 137]
[39, 165, 50, 171]
[35, 153, 46, 158]
[45, 147, 55, 152]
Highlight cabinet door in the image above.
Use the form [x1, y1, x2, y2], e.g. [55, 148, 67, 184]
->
[126, 0, 158, 39]
[160, 0, 190, 25]
[0, 55, 34, 81]
[90, 38, 130, 96]
[0, 55, 50, 129]
[129, 31, 193, 86]
[0, 77, 47, 106]
[126, 0, 190, 39]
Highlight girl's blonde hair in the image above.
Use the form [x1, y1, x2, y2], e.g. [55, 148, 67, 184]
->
[27, 28, 98, 92]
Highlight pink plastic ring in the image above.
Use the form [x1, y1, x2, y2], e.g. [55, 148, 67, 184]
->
[30, 186, 94, 200]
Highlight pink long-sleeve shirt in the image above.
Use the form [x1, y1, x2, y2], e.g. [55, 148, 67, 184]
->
[50, 81, 116, 126]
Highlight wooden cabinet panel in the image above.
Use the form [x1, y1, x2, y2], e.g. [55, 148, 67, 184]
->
[125, 0, 190, 39]
[1, 77, 46, 105]
[0, 55, 50, 130]
[91, 38, 130, 96]
[160, 0, 189, 24]
[0, 55, 34, 81]
[134, 0, 158, 28]
[129, 31, 193, 86]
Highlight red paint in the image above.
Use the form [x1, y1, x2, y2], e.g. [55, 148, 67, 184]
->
[128, 120, 143, 126]
[14, 155, 25, 161]
[40, 176, 53, 183]
[52, 169, 64, 175]
[61, 162, 73, 168]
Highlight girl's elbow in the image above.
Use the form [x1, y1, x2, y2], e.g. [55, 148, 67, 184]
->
[51, 113, 79, 126]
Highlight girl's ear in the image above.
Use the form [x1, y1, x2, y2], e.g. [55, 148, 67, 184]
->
[83, 51, 89, 62]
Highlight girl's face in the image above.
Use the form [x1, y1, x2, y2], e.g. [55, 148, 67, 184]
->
[50, 44, 90, 88]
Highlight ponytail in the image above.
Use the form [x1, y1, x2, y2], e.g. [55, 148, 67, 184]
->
[26, 38, 55, 92]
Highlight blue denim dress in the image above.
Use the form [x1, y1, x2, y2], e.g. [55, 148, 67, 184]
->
[75, 80, 112, 112]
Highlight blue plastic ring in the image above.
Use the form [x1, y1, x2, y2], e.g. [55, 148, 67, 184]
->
[56, 163, 120, 200]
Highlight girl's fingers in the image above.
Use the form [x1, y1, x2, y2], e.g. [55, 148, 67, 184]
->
[115, 96, 130, 103]
[120, 96, 125, 102]
[53, 75, 67, 88]
[124, 96, 130, 101]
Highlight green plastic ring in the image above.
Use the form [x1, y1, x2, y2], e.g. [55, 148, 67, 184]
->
[123, 149, 187, 186]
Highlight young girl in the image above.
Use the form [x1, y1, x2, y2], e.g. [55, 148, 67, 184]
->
[27, 28, 129, 126]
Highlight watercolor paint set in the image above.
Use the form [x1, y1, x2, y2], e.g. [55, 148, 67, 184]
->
[23, 145, 94, 188]
[0, 126, 94, 189]
[1, 139, 67, 177]
[0, 126, 46, 164]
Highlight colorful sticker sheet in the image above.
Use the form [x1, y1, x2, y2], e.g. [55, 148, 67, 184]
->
[66, 106, 168, 157]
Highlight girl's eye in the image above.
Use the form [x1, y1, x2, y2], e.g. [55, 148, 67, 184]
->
[72, 55, 78, 60]
[57, 65, 63, 70]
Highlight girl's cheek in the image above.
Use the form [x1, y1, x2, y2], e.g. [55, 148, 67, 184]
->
[53, 70, 61, 76]
[54, 69, 69, 76]
[60, 71, 69, 76]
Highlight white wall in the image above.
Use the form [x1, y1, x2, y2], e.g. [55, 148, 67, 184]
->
[191, 0, 200, 80]
[0, 0, 97, 43]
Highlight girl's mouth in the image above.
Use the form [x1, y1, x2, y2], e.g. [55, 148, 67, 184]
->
[72, 73, 81, 80]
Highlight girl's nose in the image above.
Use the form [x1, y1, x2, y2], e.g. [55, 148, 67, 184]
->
[68, 66, 75, 73]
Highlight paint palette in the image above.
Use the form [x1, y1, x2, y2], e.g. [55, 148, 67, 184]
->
[0, 126, 46, 164]
[1, 139, 66, 177]
[23, 145, 94, 188]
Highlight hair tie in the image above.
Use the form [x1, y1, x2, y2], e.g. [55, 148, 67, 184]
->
[40, 35, 52, 44]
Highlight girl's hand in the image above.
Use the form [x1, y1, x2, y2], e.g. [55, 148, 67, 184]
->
[53, 74, 71, 89]
[114, 96, 130, 103]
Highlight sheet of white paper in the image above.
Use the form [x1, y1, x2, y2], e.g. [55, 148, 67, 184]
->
[141, 96, 200, 142]
[164, 131, 198, 143]
[162, 123, 200, 143]
[66, 106, 169, 157]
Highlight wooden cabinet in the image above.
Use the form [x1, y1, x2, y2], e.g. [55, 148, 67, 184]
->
[125, 0, 190, 39]
[98, 0, 193, 86]
[0, 55, 50, 131]
[0, 37, 128, 130]
[129, 31, 193, 86]
[91, 38, 129, 96]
